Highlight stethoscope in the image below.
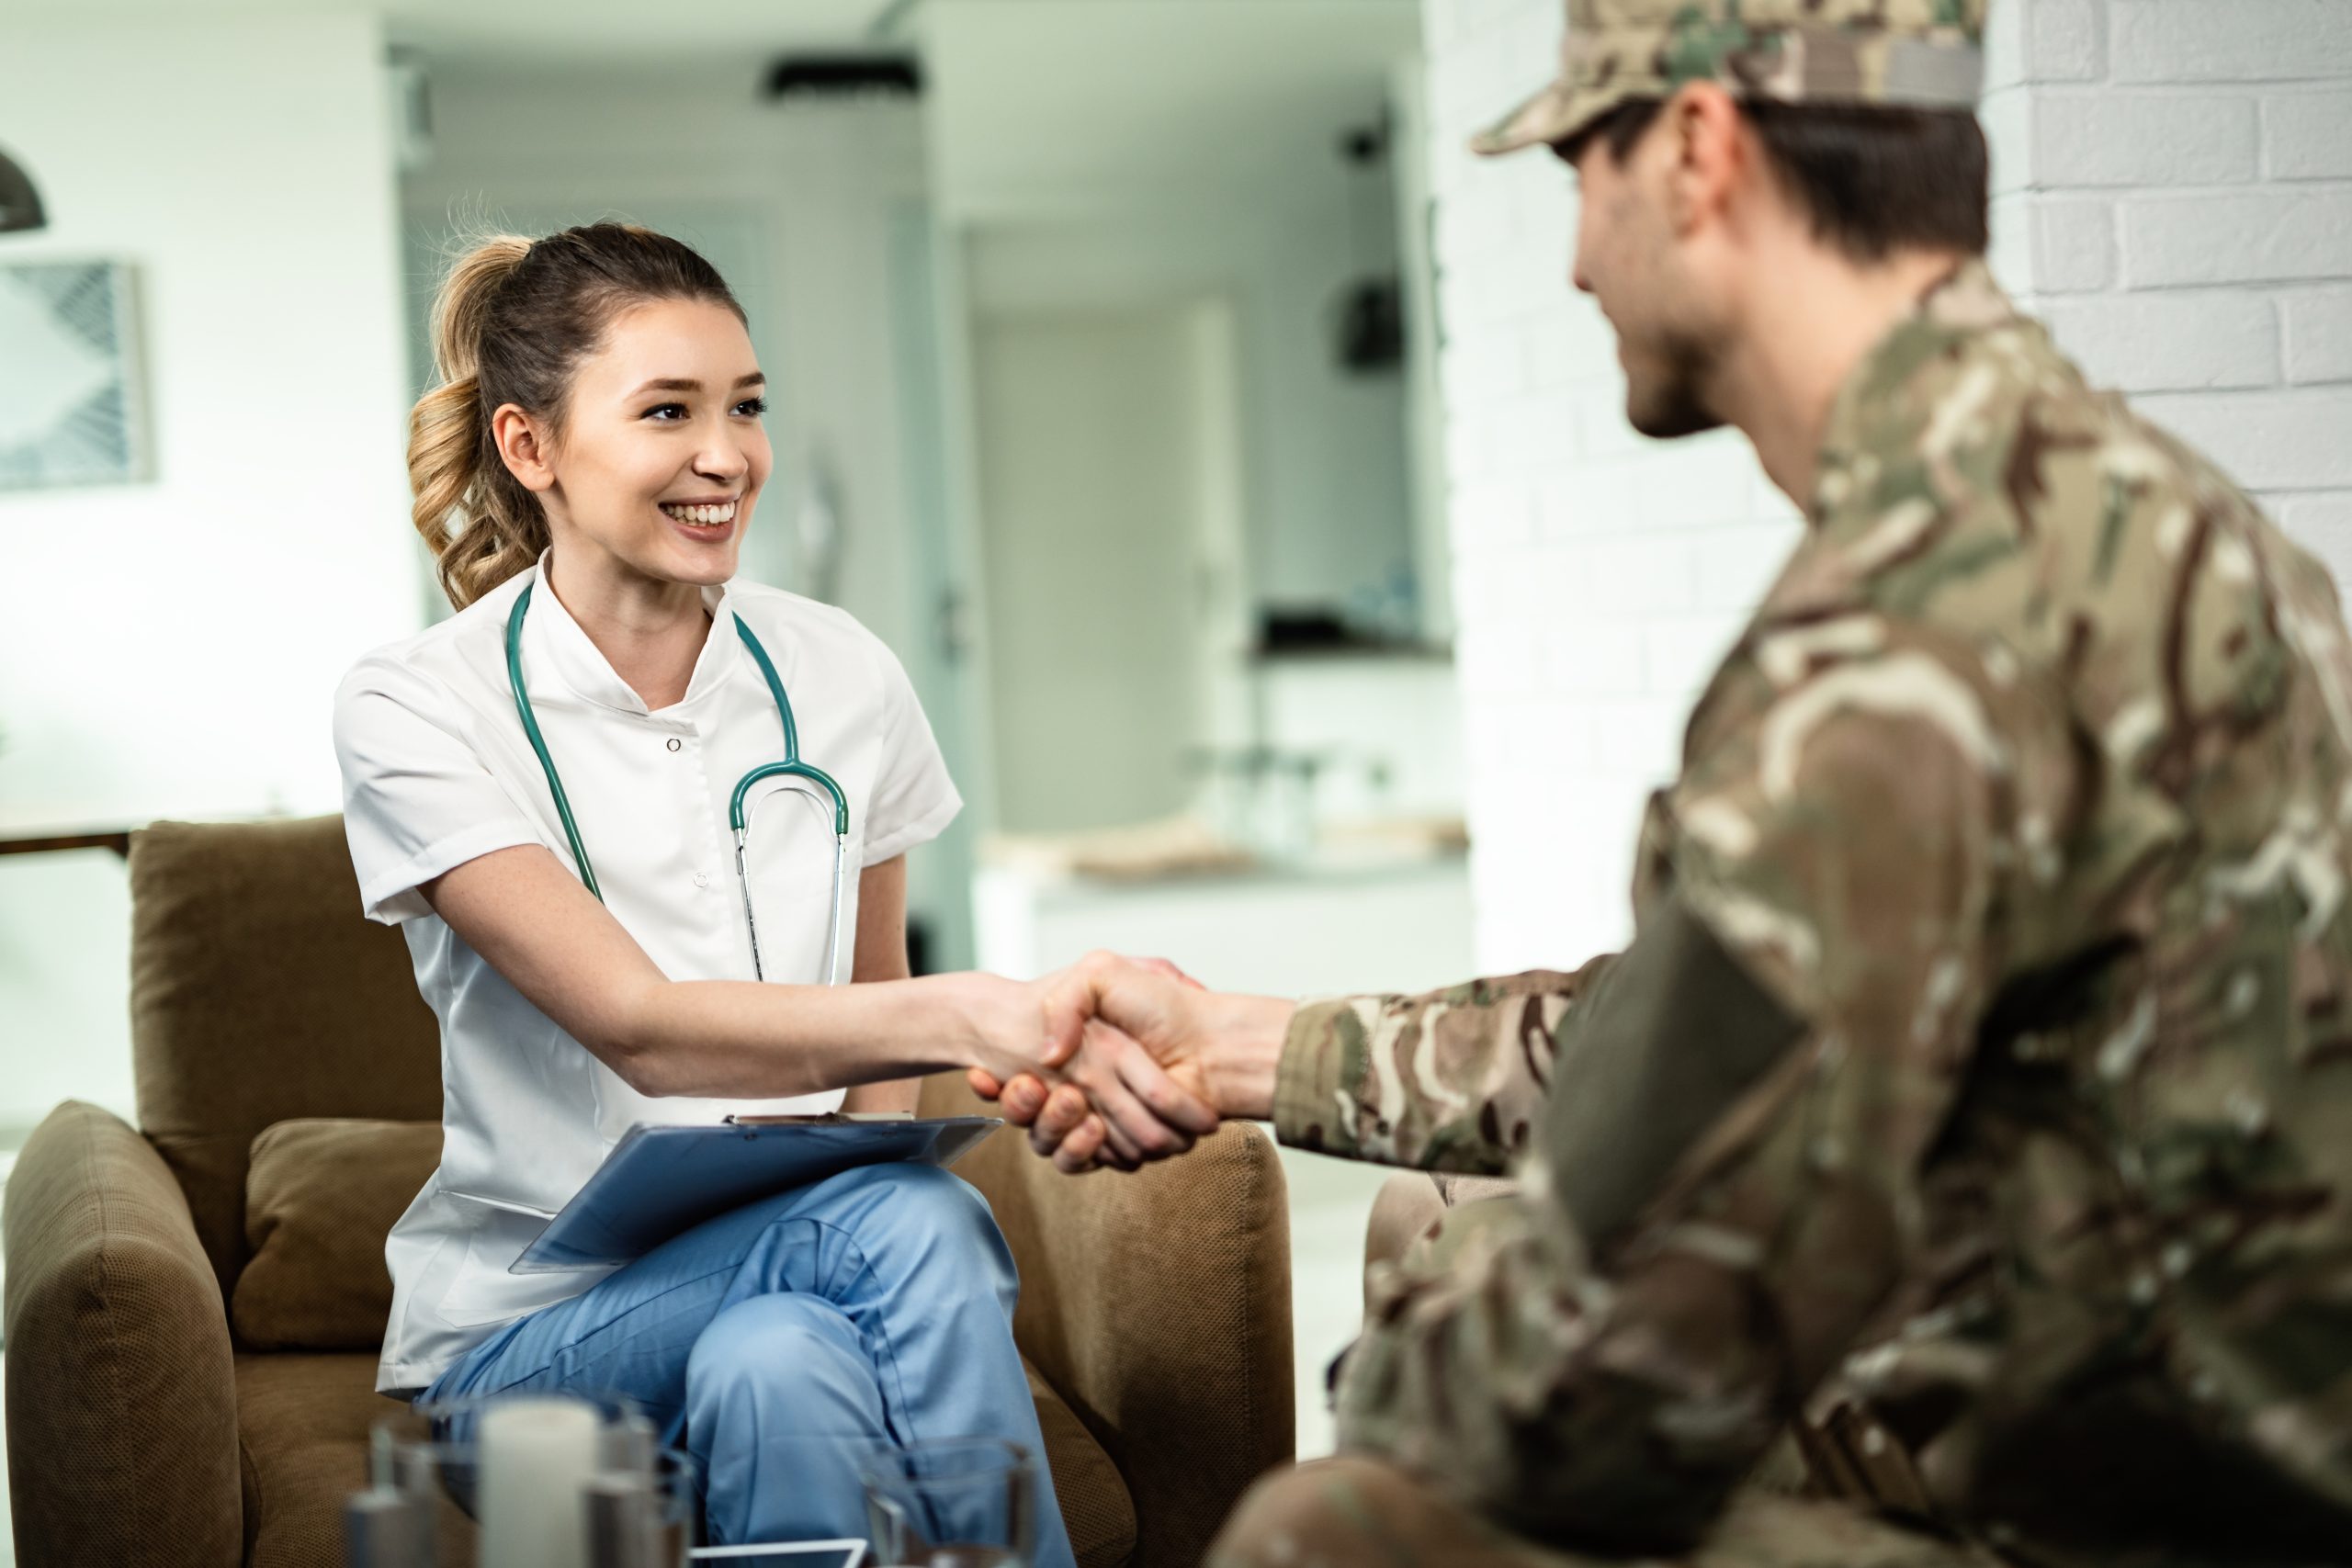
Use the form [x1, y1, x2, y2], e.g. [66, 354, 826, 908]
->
[504, 582, 852, 985]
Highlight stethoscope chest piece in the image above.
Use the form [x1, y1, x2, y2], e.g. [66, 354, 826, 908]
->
[505, 581, 852, 985]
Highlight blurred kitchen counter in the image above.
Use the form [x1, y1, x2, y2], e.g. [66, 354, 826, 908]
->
[972, 844, 1473, 996]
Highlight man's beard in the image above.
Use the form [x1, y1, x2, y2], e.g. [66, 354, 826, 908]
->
[1623, 324, 1724, 439]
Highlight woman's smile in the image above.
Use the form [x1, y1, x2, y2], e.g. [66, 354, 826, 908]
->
[659, 495, 741, 539]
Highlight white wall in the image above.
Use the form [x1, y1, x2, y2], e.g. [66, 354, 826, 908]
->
[1419, 0, 2352, 975]
[1984, 0, 2352, 575]
[0, 14, 416, 1127]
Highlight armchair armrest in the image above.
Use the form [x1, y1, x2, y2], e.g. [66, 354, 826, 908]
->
[922, 1074, 1294, 1568]
[4, 1100, 241, 1567]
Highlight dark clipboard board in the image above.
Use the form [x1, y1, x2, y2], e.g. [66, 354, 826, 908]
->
[511, 1114, 1003, 1274]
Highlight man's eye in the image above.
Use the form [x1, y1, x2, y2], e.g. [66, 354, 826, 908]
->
[734, 397, 769, 418]
[642, 402, 687, 421]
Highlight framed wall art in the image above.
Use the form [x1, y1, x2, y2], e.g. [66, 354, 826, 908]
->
[0, 259, 152, 490]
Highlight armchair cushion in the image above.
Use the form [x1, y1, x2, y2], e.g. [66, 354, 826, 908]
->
[1027, 1362, 1139, 1568]
[232, 1119, 441, 1351]
[234, 1354, 469, 1568]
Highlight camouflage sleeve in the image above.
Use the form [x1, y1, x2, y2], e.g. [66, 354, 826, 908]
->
[1272, 958, 1617, 1175]
[1324, 622, 2071, 1552]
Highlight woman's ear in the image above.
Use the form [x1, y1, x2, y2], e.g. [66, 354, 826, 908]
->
[492, 403, 558, 494]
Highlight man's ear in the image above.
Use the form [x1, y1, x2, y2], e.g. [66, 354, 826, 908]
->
[492, 403, 558, 494]
[1663, 81, 1747, 239]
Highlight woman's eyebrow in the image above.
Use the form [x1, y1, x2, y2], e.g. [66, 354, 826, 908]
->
[628, 373, 766, 395]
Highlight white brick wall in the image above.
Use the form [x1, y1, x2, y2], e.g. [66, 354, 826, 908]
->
[1966, 0, 2352, 566]
[1419, 0, 2352, 974]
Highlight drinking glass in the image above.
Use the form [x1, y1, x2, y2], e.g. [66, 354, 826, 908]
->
[857, 1438, 1037, 1568]
[370, 1391, 701, 1566]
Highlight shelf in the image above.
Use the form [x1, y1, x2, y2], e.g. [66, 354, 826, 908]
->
[1246, 640, 1453, 664]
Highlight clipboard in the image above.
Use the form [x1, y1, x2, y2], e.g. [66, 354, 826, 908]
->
[511, 1113, 1003, 1274]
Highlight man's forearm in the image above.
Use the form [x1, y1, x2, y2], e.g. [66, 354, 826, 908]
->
[1266, 961, 1613, 1174]
[1002, 959, 1611, 1173]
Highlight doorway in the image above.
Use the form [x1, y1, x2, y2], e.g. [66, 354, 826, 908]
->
[972, 299, 1247, 835]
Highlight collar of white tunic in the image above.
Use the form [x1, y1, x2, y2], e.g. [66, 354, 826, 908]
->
[518, 547, 759, 720]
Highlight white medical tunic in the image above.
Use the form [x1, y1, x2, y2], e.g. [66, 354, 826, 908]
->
[333, 558, 961, 1393]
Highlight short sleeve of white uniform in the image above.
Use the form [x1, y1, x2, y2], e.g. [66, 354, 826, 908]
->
[334, 658, 543, 925]
[860, 633, 963, 868]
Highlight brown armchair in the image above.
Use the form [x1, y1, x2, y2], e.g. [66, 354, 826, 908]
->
[4, 817, 1293, 1567]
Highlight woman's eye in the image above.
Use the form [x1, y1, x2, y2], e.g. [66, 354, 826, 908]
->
[641, 402, 688, 422]
[734, 397, 769, 418]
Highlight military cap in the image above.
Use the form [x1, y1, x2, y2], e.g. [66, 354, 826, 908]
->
[1476, 0, 1990, 156]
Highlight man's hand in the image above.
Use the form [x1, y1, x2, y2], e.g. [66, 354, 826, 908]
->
[971, 952, 1292, 1173]
[946, 960, 1214, 1170]
[973, 953, 1212, 1172]
[1041, 1015, 1216, 1172]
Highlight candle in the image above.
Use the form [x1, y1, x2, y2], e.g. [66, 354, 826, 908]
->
[478, 1397, 604, 1568]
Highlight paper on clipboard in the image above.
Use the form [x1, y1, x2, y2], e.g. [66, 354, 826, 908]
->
[511, 1114, 1002, 1274]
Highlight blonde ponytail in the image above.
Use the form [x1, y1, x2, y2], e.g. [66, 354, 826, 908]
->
[403, 224, 746, 610]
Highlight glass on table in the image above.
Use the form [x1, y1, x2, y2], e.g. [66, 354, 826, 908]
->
[857, 1438, 1038, 1568]
[359, 1391, 700, 1568]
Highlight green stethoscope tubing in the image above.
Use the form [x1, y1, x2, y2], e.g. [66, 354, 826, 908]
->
[504, 581, 852, 985]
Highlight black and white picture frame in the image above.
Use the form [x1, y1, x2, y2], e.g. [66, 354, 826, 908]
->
[0, 259, 152, 490]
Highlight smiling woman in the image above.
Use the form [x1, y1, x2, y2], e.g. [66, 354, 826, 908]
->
[333, 222, 1211, 1560]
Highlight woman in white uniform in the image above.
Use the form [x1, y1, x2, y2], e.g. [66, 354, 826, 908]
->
[334, 223, 1214, 1558]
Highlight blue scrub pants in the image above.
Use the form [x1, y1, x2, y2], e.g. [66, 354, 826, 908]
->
[422, 1162, 1077, 1566]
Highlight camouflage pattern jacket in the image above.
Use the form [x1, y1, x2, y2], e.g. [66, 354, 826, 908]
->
[1274, 263, 2352, 1562]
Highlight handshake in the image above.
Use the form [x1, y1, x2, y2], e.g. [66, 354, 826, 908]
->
[967, 953, 1293, 1174]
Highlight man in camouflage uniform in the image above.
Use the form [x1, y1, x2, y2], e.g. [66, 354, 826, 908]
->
[978, 1, 2352, 1562]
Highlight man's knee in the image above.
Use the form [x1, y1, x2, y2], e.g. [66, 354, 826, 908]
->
[1211, 1458, 1382, 1568]
[1363, 1175, 1445, 1309]
[1364, 1174, 1530, 1314]
[1212, 1466, 1980, 1568]
[1208, 1457, 1480, 1568]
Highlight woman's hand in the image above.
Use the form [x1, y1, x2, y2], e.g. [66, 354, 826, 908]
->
[968, 953, 1241, 1174]
[953, 959, 1219, 1171]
